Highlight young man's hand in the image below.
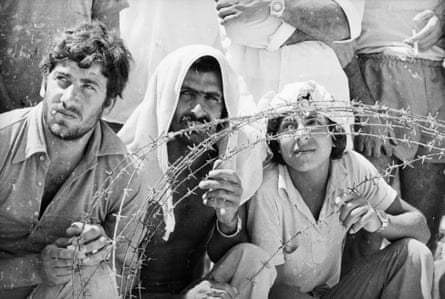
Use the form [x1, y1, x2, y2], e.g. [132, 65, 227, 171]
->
[40, 222, 112, 285]
[337, 192, 382, 234]
[40, 241, 77, 285]
[65, 222, 112, 266]
[199, 163, 243, 235]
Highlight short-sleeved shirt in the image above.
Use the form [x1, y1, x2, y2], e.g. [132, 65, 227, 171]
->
[247, 151, 396, 293]
[0, 103, 146, 296]
[0, 0, 129, 112]
[356, 0, 445, 61]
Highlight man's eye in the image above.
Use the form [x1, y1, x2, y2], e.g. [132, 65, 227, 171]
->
[180, 90, 194, 100]
[282, 123, 298, 131]
[305, 118, 323, 127]
[207, 95, 222, 103]
[83, 84, 96, 92]
[56, 76, 69, 87]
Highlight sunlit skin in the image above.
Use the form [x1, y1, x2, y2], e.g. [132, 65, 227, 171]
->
[169, 69, 224, 146]
[278, 113, 333, 176]
[42, 60, 109, 140]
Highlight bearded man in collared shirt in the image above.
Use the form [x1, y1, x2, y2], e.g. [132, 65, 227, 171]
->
[0, 22, 146, 299]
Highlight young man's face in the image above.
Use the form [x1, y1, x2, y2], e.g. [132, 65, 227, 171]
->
[278, 112, 333, 173]
[42, 60, 110, 140]
[170, 68, 224, 146]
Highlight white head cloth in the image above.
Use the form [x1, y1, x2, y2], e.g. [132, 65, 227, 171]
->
[118, 45, 265, 240]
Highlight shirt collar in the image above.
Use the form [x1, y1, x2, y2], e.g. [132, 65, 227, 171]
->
[276, 158, 348, 200]
[13, 103, 126, 164]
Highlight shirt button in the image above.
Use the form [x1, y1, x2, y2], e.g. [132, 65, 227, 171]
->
[39, 155, 45, 161]
[37, 181, 43, 187]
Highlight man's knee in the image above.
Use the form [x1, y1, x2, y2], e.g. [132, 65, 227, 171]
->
[393, 238, 433, 270]
[229, 243, 272, 262]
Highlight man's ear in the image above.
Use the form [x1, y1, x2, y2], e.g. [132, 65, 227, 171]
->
[39, 77, 47, 98]
[103, 97, 116, 115]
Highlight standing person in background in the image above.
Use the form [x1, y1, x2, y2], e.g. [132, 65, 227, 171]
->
[0, 0, 128, 113]
[354, 0, 445, 252]
[215, 0, 365, 151]
[105, 0, 223, 130]
[215, 0, 364, 103]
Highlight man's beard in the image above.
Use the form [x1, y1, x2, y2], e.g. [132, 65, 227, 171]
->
[43, 102, 103, 140]
[172, 114, 218, 147]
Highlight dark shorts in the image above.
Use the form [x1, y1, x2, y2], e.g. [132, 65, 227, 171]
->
[358, 53, 445, 163]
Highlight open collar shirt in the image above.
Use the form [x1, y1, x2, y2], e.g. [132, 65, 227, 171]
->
[248, 151, 397, 293]
[0, 103, 147, 292]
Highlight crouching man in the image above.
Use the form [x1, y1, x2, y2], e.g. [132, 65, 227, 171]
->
[119, 45, 277, 299]
[0, 22, 147, 299]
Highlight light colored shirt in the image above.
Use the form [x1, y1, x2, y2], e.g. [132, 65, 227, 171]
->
[248, 151, 396, 293]
[224, 0, 365, 104]
[0, 104, 146, 297]
[356, 0, 445, 61]
[106, 0, 222, 124]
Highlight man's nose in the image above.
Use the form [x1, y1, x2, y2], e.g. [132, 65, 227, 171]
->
[190, 102, 207, 119]
[60, 85, 80, 107]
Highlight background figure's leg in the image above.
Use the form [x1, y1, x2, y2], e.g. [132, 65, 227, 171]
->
[28, 263, 120, 299]
[400, 161, 445, 251]
[208, 243, 277, 299]
[326, 239, 433, 299]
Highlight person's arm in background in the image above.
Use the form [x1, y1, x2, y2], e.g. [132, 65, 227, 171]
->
[215, 0, 362, 46]
[282, 0, 350, 44]
[92, 0, 129, 33]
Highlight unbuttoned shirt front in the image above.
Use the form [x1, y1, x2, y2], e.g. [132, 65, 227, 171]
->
[0, 103, 147, 293]
[248, 151, 397, 293]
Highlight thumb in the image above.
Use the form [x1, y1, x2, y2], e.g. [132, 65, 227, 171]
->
[66, 222, 85, 237]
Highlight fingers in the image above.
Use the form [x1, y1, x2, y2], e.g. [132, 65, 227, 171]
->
[404, 10, 441, 50]
[66, 222, 106, 245]
[199, 169, 243, 205]
[350, 208, 375, 234]
[208, 281, 238, 299]
[343, 205, 368, 232]
[207, 169, 242, 184]
[65, 222, 112, 265]
[186, 280, 237, 299]
[80, 242, 112, 266]
[338, 195, 367, 223]
[41, 244, 77, 285]
[43, 243, 76, 260]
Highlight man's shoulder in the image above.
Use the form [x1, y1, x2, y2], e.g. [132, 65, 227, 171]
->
[0, 108, 32, 131]
[340, 150, 374, 171]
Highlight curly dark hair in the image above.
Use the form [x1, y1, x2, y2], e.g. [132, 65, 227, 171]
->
[266, 114, 347, 165]
[40, 21, 132, 107]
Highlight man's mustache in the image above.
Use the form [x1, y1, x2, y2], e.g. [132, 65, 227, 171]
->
[180, 114, 211, 124]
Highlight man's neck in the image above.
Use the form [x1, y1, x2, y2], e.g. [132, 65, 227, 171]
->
[43, 124, 94, 167]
